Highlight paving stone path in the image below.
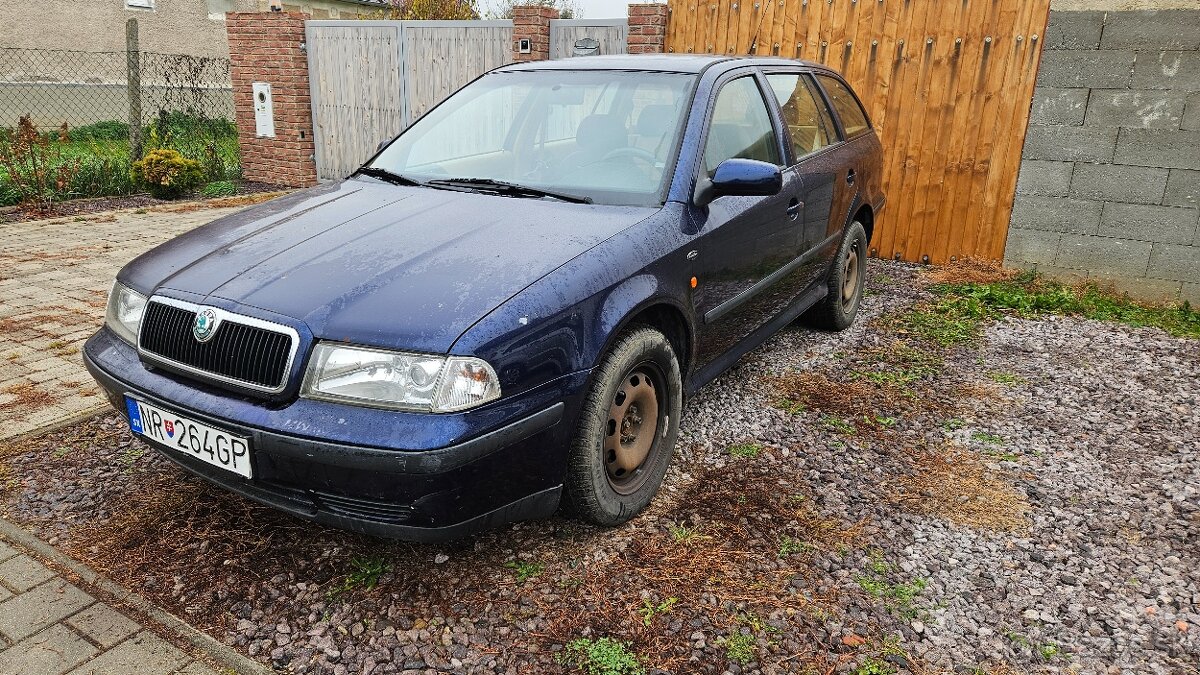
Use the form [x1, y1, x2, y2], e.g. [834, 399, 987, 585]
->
[0, 205, 249, 441]
[0, 535, 219, 675]
[0, 200, 280, 674]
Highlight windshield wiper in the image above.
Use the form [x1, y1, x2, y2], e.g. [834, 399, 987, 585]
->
[424, 177, 593, 204]
[354, 166, 423, 187]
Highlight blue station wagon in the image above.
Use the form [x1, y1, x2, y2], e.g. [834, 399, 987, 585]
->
[85, 55, 885, 540]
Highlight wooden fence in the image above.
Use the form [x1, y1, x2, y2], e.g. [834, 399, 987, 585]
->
[666, 0, 1052, 263]
[549, 19, 628, 59]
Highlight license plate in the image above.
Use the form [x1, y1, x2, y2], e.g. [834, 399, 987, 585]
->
[125, 397, 253, 479]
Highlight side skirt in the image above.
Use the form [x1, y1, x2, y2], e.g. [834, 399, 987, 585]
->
[684, 280, 828, 396]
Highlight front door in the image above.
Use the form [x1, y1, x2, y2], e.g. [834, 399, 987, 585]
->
[690, 74, 805, 368]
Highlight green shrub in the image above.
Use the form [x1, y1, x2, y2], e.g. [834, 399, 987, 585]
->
[131, 148, 203, 199]
[68, 120, 130, 142]
[201, 180, 237, 198]
[69, 142, 136, 200]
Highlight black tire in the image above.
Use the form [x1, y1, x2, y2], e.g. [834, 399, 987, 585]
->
[803, 221, 868, 331]
[564, 326, 682, 527]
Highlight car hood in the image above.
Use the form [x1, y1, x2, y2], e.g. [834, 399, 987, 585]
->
[122, 178, 655, 354]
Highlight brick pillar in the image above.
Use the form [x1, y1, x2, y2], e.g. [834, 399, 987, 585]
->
[512, 6, 559, 62]
[627, 3, 668, 54]
[226, 12, 317, 188]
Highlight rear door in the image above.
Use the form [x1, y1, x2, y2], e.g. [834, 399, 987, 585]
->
[690, 72, 805, 367]
[810, 73, 874, 247]
[763, 70, 844, 289]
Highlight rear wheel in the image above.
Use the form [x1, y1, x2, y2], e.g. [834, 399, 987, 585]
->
[803, 221, 868, 331]
[564, 326, 682, 526]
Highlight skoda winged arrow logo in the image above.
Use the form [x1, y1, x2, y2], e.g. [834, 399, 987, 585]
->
[192, 308, 219, 342]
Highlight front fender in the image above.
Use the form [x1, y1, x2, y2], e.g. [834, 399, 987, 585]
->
[451, 204, 694, 399]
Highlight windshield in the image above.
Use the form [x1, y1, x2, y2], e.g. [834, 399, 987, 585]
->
[370, 70, 697, 207]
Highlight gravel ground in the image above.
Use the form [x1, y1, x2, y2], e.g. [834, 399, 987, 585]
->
[1, 259, 1196, 675]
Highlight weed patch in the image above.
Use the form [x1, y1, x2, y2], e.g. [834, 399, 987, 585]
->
[561, 637, 645, 675]
[727, 442, 763, 458]
[327, 555, 391, 599]
[721, 631, 756, 664]
[505, 560, 544, 583]
[929, 266, 1200, 339]
[636, 597, 678, 627]
[854, 551, 927, 619]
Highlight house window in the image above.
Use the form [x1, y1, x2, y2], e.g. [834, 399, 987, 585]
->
[126, 0, 155, 9]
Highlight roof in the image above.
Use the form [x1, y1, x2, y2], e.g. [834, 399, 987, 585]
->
[497, 54, 828, 75]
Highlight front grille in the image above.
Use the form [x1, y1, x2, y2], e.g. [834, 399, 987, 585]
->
[139, 299, 297, 392]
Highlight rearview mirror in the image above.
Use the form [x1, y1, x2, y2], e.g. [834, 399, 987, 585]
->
[693, 158, 782, 207]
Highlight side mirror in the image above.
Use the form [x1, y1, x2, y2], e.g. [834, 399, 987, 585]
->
[376, 138, 391, 154]
[693, 158, 782, 207]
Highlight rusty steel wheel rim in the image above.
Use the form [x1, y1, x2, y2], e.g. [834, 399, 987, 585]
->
[603, 363, 664, 495]
[841, 241, 860, 309]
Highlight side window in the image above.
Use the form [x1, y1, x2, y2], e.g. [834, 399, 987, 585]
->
[703, 76, 781, 175]
[766, 73, 836, 159]
[816, 74, 871, 138]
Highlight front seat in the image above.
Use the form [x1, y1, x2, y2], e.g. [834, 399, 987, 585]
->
[560, 113, 629, 172]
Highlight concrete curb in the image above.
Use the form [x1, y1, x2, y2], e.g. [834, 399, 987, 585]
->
[0, 404, 109, 445]
[0, 516, 269, 675]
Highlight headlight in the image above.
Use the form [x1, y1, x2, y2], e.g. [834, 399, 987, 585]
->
[301, 343, 501, 412]
[105, 281, 147, 345]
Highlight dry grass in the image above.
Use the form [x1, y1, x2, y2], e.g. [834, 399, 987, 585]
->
[891, 444, 1030, 533]
[0, 305, 97, 336]
[0, 246, 103, 268]
[765, 369, 939, 436]
[67, 470, 363, 582]
[154, 190, 290, 213]
[0, 381, 57, 412]
[537, 463, 862, 671]
[922, 257, 1016, 286]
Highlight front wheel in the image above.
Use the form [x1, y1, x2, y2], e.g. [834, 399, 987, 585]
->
[803, 221, 868, 331]
[564, 326, 682, 526]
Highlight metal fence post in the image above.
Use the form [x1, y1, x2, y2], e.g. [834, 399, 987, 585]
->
[126, 18, 143, 159]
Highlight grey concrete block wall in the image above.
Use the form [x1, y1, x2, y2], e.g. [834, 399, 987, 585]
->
[1006, 8, 1200, 304]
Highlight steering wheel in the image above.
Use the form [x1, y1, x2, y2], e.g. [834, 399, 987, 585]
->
[590, 146, 659, 168]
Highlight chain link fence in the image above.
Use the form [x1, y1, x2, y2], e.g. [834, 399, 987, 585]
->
[0, 40, 240, 207]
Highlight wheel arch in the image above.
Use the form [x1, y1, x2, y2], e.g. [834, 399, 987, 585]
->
[853, 201, 874, 244]
[594, 276, 695, 379]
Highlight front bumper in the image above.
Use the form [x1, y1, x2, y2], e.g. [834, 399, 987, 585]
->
[83, 327, 588, 541]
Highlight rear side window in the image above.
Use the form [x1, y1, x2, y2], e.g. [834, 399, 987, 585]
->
[816, 74, 871, 138]
[766, 73, 836, 159]
[703, 76, 781, 175]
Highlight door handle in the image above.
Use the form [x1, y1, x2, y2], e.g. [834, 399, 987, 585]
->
[846, 169, 856, 185]
[786, 198, 802, 219]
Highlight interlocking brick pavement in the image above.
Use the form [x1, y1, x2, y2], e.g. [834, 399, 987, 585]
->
[0, 204, 251, 441]
[0, 538, 217, 675]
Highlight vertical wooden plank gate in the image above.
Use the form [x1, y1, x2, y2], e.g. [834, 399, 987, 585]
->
[664, 0, 1052, 263]
[549, 19, 628, 59]
[305, 20, 513, 181]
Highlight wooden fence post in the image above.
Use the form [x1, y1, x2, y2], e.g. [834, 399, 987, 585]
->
[126, 18, 143, 160]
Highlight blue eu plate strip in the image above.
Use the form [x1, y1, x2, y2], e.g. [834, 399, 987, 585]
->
[124, 397, 144, 435]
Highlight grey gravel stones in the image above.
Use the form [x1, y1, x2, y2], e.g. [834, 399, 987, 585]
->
[4, 259, 1197, 674]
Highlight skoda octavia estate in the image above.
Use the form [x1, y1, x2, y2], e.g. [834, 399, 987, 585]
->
[85, 55, 884, 541]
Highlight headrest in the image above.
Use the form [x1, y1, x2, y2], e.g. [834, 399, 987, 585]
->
[575, 114, 628, 153]
[636, 105, 676, 137]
